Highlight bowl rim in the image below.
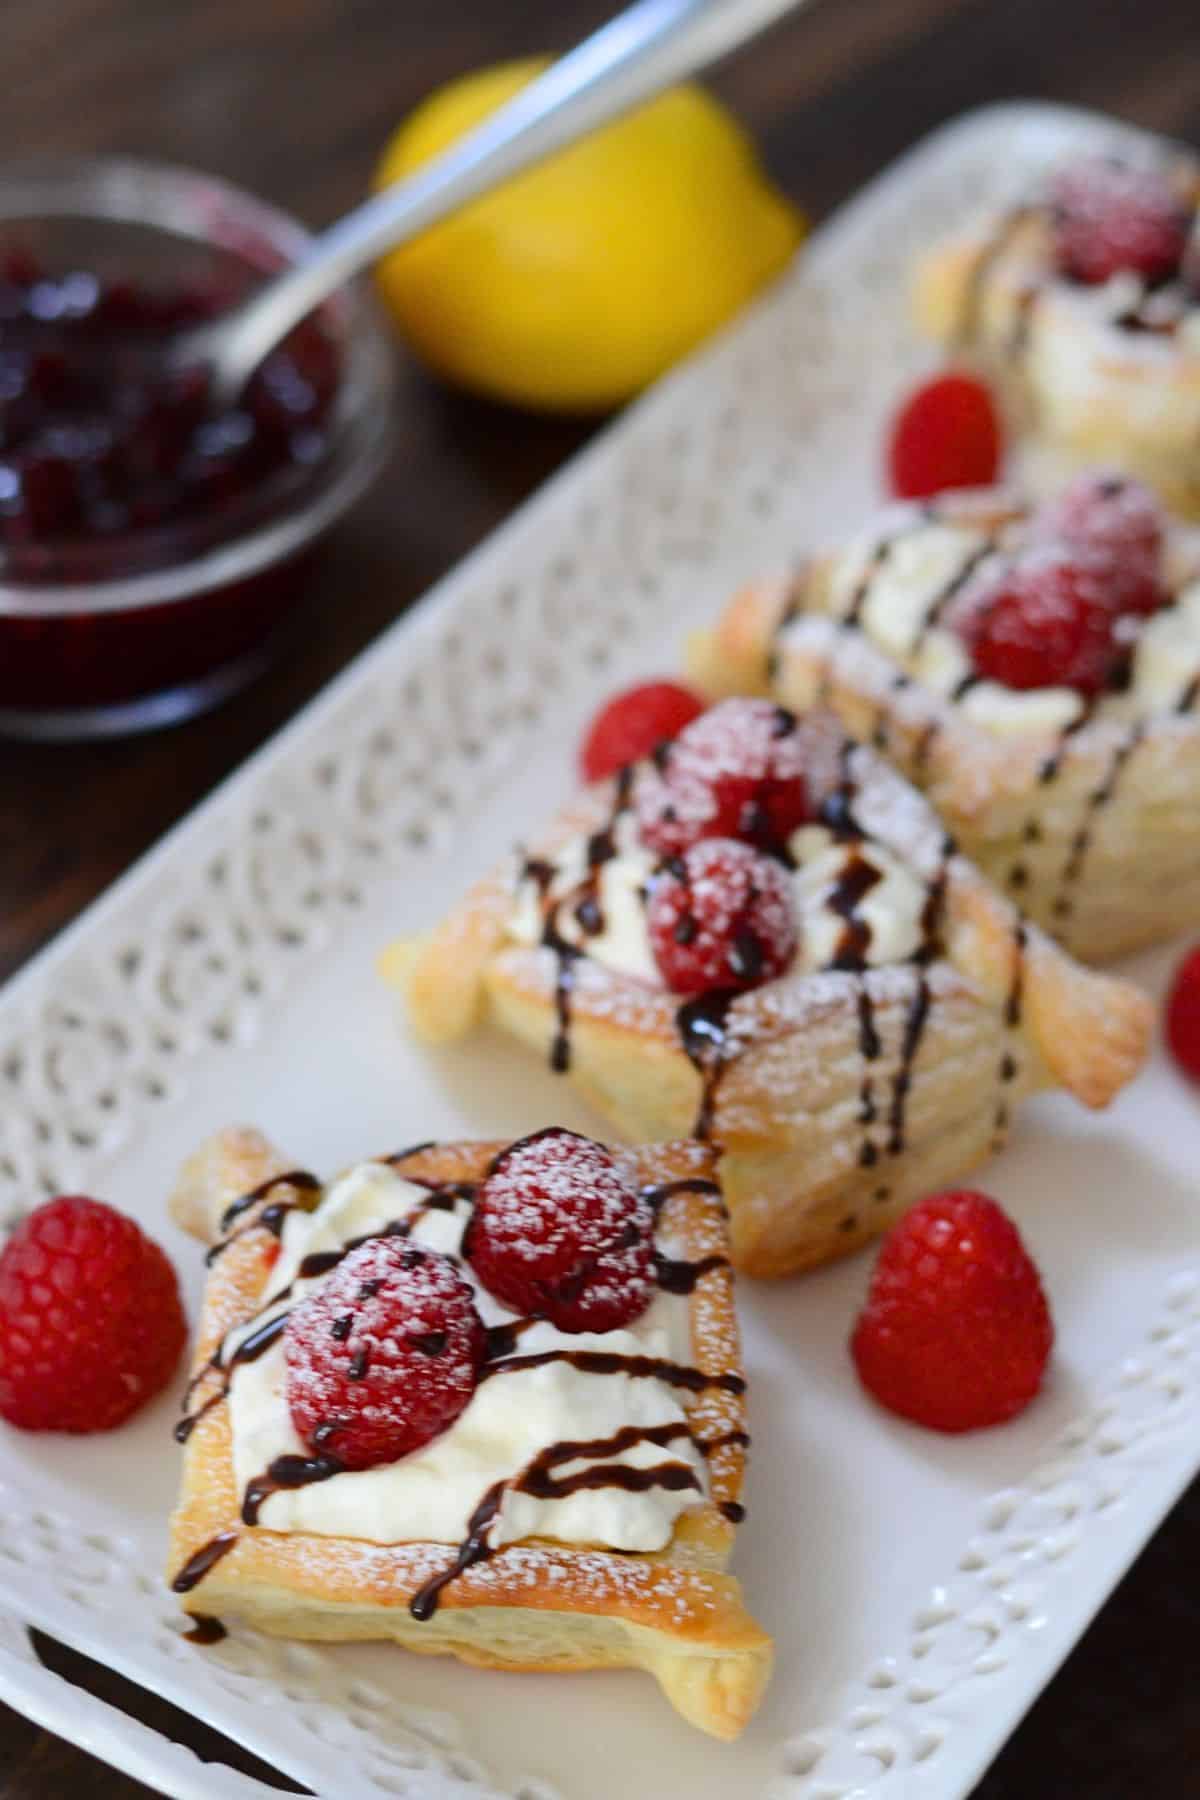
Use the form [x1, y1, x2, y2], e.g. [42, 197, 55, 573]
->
[0, 151, 394, 618]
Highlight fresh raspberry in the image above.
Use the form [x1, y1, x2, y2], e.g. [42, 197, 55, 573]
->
[579, 680, 705, 784]
[466, 1129, 655, 1333]
[647, 837, 796, 995]
[886, 372, 1003, 500]
[636, 697, 810, 857]
[1165, 944, 1200, 1082]
[285, 1240, 484, 1470]
[1048, 156, 1189, 286]
[0, 1196, 186, 1433]
[959, 550, 1123, 694]
[851, 1191, 1054, 1433]
[1032, 473, 1166, 617]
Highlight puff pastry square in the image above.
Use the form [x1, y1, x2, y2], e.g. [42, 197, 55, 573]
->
[167, 1127, 771, 1741]
[692, 488, 1200, 961]
[389, 707, 1150, 1278]
[914, 145, 1200, 516]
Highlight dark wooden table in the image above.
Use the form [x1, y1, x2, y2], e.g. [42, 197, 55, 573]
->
[2, 0, 1198, 1793]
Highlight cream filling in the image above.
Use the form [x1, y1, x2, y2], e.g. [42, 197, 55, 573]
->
[821, 521, 1200, 733]
[787, 827, 927, 968]
[509, 810, 660, 985]
[507, 817, 930, 984]
[226, 1162, 706, 1551]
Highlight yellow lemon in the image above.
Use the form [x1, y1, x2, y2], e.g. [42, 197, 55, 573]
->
[372, 59, 804, 413]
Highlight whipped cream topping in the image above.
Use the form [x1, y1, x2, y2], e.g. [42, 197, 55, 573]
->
[226, 1162, 707, 1552]
[815, 514, 1200, 733]
[507, 803, 932, 986]
[509, 809, 660, 984]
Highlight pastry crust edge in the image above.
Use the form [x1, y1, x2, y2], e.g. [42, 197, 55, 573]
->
[167, 1129, 772, 1741]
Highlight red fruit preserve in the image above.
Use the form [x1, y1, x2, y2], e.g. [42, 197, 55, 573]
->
[0, 252, 343, 730]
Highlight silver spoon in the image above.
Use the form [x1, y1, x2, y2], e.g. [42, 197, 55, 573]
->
[183, 0, 810, 410]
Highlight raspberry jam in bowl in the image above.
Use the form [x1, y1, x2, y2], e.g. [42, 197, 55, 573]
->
[0, 156, 393, 738]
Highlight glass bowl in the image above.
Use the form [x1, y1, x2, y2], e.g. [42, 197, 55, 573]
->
[0, 155, 395, 739]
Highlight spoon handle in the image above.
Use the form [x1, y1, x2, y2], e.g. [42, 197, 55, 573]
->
[206, 0, 809, 403]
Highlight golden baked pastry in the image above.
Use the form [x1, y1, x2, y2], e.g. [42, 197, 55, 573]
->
[387, 704, 1151, 1277]
[914, 146, 1200, 515]
[167, 1126, 770, 1740]
[691, 486, 1200, 961]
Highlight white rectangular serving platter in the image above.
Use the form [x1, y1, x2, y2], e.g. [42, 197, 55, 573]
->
[0, 101, 1197, 1800]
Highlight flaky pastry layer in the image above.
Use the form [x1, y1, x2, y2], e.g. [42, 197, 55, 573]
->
[690, 492, 1200, 961]
[391, 711, 1150, 1276]
[914, 175, 1200, 517]
[168, 1128, 771, 1741]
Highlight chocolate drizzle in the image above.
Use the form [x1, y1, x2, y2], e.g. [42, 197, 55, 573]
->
[478, 1345, 746, 1396]
[174, 1156, 746, 1608]
[640, 1175, 725, 1217]
[242, 1452, 343, 1525]
[525, 767, 636, 1074]
[482, 1314, 543, 1362]
[515, 1421, 700, 1501]
[174, 1307, 292, 1444]
[1007, 702, 1099, 897]
[856, 984, 882, 1168]
[219, 1170, 321, 1234]
[385, 1141, 436, 1166]
[653, 1250, 730, 1294]
[183, 1614, 227, 1645]
[1050, 723, 1145, 924]
[913, 537, 998, 652]
[887, 973, 932, 1155]
[171, 1531, 239, 1594]
[409, 1481, 506, 1622]
[676, 988, 739, 1139]
[544, 913, 581, 1074]
[992, 917, 1029, 1146]
[207, 1170, 322, 1265]
[700, 1428, 751, 1455]
[408, 1423, 716, 1621]
[826, 850, 883, 971]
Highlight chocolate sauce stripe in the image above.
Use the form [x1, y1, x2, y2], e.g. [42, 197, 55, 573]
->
[911, 535, 999, 650]
[478, 1346, 745, 1396]
[408, 1415, 724, 1620]
[171, 1530, 239, 1594]
[991, 916, 1029, 1146]
[639, 1176, 723, 1216]
[1007, 703, 1099, 897]
[886, 972, 933, 1156]
[652, 1250, 731, 1295]
[1049, 722, 1145, 924]
[208, 1169, 322, 1265]
[218, 1169, 321, 1234]
[528, 766, 637, 1075]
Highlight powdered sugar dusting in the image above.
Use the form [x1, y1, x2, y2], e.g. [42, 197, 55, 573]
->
[285, 1239, 484, 1470]
[217, 1146, 741, 1560]
[471, 1130, 656, 1331]
[647, 838, 796, 994]
[636, 696, 809, 854]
